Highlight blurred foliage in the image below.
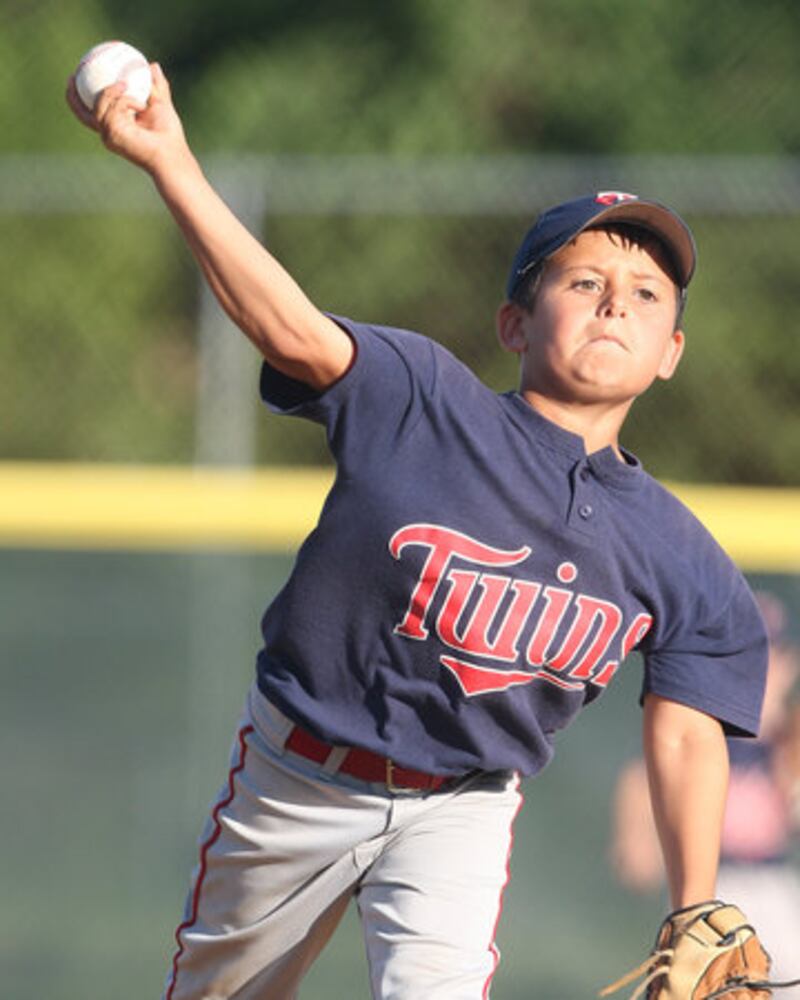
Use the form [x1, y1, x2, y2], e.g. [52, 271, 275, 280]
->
[82, 0, 800, 156]
[2, 0, 800, 481]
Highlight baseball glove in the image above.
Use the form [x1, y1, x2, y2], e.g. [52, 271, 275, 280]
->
[599, 900, 784, 999]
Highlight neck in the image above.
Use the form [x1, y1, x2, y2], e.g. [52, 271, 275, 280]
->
[519, 390, 632, 458]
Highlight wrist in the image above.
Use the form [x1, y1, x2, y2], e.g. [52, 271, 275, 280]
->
[666, 898, 719, 923]
[670, 883, 718, 911]
[149, 142, 203, 195]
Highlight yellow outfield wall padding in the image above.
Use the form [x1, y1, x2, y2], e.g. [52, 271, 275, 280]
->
[0, 462, 334, 551]
[0, 462, 797, 569]
[661, 483, 799, 572]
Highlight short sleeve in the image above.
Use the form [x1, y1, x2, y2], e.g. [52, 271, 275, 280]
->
[642, 574, 768, 737]
[263, 314, 432, 407]
[259, 315, 478, 470]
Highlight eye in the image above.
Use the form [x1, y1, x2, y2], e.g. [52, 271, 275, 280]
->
[572, 277, 602, 292]
[636, 287, 658, 303]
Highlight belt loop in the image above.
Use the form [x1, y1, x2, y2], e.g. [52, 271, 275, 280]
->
[321, 746, 348, 775]
[248, 686, 295, 752]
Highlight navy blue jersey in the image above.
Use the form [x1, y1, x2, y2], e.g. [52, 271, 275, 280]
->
[256, 317, 768, 778]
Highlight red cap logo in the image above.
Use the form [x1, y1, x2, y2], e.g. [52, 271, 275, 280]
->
[595, 191, 638, 205]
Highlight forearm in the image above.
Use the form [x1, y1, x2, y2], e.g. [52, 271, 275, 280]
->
[642, 694, 729, 907]
[67, 64, 352, 389]
[150, 149, 350, 387]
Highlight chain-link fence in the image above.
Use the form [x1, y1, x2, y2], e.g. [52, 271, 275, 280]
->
[4, 0, 800, 484]
[3, 152, 800, 483]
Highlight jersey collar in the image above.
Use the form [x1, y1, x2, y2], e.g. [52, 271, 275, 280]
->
[504, 391, 643, 489]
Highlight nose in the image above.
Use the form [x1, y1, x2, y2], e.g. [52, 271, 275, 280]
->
[598, 288, 627, 318]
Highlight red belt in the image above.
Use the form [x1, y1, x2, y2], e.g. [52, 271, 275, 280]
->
[284, 725, 449, 793]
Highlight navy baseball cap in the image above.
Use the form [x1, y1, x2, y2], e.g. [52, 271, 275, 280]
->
[506, 191, 697, 300]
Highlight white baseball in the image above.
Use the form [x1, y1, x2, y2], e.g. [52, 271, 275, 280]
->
[75, 41, 152, 110]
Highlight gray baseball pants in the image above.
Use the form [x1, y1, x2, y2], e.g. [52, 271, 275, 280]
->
[163, 683, 522, 1000]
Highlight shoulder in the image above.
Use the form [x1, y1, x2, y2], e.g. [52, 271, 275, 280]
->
[331, 315, 479, 382]
[260, 315, 472, 415]
[627, 471, 739, 580]
[327, 314, 498, 414]
[619, 470, 765, 647]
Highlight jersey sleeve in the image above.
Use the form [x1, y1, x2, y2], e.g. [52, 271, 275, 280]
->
[259, 315, 476, 467]
[641, 566, 768, 737]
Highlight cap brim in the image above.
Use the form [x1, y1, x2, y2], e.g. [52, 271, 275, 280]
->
[583, 200, 696, 288]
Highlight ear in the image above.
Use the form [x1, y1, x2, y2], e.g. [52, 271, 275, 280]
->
[656, 328, 685, 381]
[496, 301, 528, 355]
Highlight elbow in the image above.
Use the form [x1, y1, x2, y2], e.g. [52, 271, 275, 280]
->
[235, 309, 314, 367]
[248, 314, 353, 391]
[643, 694, 725, 754]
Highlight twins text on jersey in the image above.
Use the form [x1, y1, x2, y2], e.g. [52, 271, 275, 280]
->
[390, 523, 652, 696]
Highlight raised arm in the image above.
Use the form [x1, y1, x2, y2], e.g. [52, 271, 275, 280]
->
[65, 63, 353, 390]
[642, 693, 729, 908]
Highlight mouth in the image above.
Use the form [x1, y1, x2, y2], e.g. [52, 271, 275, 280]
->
[588, 333, 627, 350]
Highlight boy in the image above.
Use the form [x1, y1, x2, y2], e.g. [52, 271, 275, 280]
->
[67, 64, 768, 999]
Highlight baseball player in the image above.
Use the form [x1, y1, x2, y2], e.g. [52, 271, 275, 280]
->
[67, 64, 772, 999]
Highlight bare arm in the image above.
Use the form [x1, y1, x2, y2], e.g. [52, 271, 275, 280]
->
[65, 63, 353, 390]
[642, 693, 729, 908]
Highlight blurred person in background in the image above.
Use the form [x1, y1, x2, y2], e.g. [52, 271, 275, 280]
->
[610, 590, 800, 995]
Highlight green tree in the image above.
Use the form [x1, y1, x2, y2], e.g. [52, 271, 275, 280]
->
[3, 0, 799, 480]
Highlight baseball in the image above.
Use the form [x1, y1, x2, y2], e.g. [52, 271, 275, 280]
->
[75, 41, 152, 111]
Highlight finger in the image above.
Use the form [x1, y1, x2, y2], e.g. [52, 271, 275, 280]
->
[96, 90, 158, 156]
[93, 80, 129, 124]
[149, 62, 172, 104]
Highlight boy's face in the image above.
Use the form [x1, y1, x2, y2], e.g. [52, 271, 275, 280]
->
[498, 228, 685, 408]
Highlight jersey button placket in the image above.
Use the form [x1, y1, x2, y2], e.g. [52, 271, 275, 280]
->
[569, 462, 598, 533]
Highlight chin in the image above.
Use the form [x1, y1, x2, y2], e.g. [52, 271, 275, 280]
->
[572, 372, 628, 396]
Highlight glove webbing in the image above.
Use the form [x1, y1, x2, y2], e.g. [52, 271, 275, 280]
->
[705, 976, 800, 999]
[601, 961, 800, 999]
[599, 949, 673, 1000]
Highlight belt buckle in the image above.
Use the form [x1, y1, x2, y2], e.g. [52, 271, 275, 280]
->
[385, 758, 419, 795]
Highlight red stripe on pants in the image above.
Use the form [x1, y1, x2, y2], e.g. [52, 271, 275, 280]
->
[165, 724, 254, 1000]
